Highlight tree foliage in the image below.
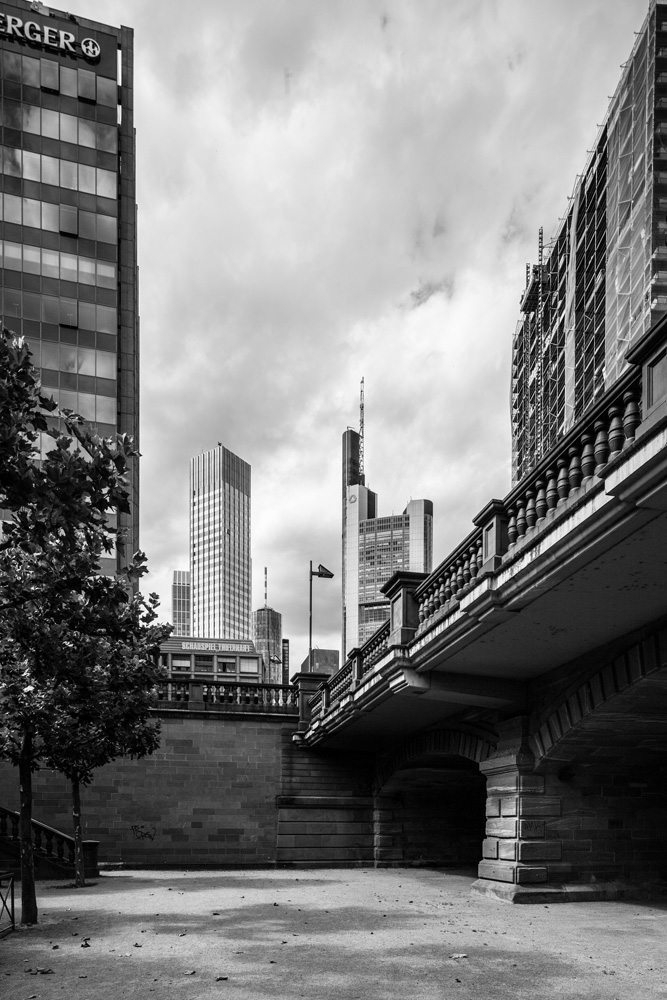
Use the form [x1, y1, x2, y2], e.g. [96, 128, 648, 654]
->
[0, 329, 171, 916]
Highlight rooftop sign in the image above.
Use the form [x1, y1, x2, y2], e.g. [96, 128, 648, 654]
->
[0, 11, 100, 60]
[181, 641, 255, 653]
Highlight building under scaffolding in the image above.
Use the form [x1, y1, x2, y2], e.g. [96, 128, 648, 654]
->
[512, 0, 667, 484]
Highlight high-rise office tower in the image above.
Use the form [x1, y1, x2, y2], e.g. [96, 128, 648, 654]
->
[252, 567, 282, 682]
[342, 427, 433, 658]
[0, 2, 138, 572]
[511, 1, 667, 485]
[190, 444, 251, 640]
[252, 606, 282, 683]
[171, 570, 191, 636]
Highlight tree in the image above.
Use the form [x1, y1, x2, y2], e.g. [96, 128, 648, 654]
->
[0, 328, 170, 920]
[43, 574, 169, 887]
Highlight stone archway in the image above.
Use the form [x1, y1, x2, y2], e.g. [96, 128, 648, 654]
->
[373, 728, 493, 868]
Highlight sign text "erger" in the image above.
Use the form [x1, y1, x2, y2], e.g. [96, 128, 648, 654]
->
[0, 13, 95, 58]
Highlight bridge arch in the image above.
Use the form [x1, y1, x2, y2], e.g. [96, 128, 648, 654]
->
[525, 626, 667, 886]
[374, 727, 494, 869]
[531, 626, 667, 767]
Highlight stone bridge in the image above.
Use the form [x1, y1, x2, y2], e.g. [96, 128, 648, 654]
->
[293, 313, 667, 901]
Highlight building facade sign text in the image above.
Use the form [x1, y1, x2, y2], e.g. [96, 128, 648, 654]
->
[181, 641, 254, 653]
[0, 12, 100, 60]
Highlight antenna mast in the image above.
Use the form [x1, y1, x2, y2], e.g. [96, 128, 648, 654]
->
[359, 377, 365, 478]
[264, 566, 268, 608]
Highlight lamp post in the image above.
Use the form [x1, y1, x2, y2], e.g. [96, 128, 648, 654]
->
[309, 561, 334, 671]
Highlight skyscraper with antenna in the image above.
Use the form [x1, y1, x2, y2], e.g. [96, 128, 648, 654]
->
[341, 381, 433, 657]
[252, 567, 283, 683]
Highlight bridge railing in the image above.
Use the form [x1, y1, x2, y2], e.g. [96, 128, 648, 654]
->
[414, 364, 643, 632]
[156, 679, 299, 713]
[309, 619, 391, 723]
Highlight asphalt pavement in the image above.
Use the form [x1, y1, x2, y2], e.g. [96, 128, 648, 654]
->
[0, 868, 666, 999]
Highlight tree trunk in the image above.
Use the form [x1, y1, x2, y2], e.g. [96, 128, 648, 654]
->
[71, 777, 85, 887]
[19, 729, 38, 924]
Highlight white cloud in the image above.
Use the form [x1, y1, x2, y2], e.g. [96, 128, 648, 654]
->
[80, 0, 649, 663]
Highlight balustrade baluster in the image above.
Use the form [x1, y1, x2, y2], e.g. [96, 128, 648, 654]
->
[462, 551, 471, 588]
[418, 597, 426, 624]
[67, 840, 75, 865]
[545, 468, 558, 511]
[623, 388, 641, 442]
[438, 577, 446, 607]
[556, 458, 569, 502]
[56, 835, 64, 861]
[525, 488, 536, 529]
[45, 830, 54, 857]
[580, 431, 596, 481]
[507, 507, 517, 546]
[469, 542, 480, 580]
[455, 558, 465, 596]
[516, 501, 527, 538]
[444, 571, 453, 603]
[567, 446, 582, 493]
[607, 404, 624, 457]
[535, 479, 547, 521]
[594, 417, 610, 472]
[34, 828, 42, 852]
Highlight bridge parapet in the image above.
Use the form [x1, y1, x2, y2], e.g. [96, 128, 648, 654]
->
[307, 620, 391, 728]
[415, 363, 643, 636]
[156, 679, 298, 715]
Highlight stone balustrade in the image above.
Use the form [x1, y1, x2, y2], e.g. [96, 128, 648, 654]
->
[414, 364, 643, 634]
[308, 619, 391, 725]
[0, 804, 98, 878]
[156, 680, 299, 712]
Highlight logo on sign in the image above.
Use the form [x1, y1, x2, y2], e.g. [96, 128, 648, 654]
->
[81, 38, 100, 59]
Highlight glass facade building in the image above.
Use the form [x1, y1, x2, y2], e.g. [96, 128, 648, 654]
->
[252, 605, 282, 683]
[171, 569, 191, 637]
[341, 429, 433, 657]
[190, 444, 251, 640]
[0, 1, 138, 569]
[512, 0, 667, 484]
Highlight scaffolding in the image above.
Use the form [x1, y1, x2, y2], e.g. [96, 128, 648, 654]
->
[511, 1, 665, 485]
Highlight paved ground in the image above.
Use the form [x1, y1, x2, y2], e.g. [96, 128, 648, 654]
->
[0, 868, 666, 999]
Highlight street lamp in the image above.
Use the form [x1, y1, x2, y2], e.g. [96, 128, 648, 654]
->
[309, 561, 334, 671]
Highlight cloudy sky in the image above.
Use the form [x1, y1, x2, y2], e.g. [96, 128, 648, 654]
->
[79, 0, 649, 666]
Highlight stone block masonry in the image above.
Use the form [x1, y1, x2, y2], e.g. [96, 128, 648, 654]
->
[0, 711, 298, 868]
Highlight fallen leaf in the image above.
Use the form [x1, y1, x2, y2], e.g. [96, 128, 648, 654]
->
[184, 970, 196, 976]
[52, 945, 59, 950]
[450, 954, 467, 960]
[179, 932, 187, 937]
[216, 976, 229, 981]
[134, 943, 142, 948]
[212, 911, 220, 915]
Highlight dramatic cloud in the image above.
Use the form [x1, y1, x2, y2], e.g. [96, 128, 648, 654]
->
[83, 0, 649, 663]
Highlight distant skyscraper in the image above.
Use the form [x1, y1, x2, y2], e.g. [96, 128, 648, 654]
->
[252, 608, 282, 683]
[190, 444, 251, 639]
[171, 570, 191, 636]
[342, 428, 433, 657]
